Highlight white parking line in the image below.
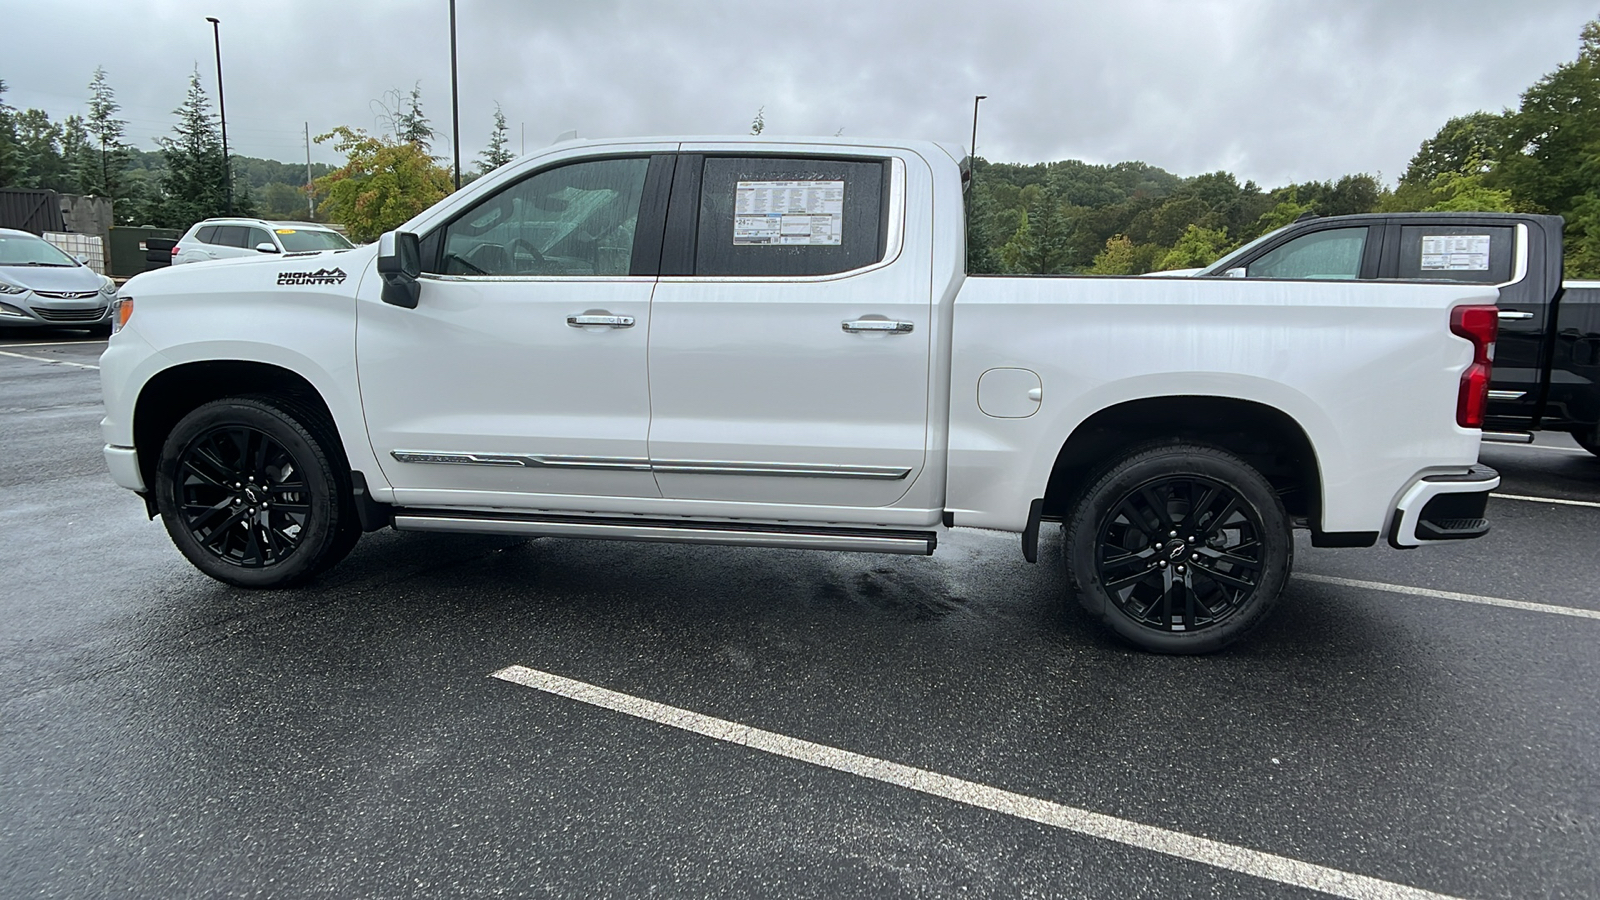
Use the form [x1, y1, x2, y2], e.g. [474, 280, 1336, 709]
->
[1296, 573, 1600, 621]
[1491, 492, 1600, 510]
[0, 349, 100, 369]
[492, 664, 1466, 900]
[0, 340, 108, 349]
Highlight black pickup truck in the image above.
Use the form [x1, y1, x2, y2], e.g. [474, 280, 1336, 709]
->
[1192, 212, 1600, 456]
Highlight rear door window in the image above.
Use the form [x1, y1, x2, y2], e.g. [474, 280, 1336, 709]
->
[214, 225, 252, 248]
[1395, 224, 1515, 284]
[1245, 227, 1369, 280]
[692, 156, 889, 277]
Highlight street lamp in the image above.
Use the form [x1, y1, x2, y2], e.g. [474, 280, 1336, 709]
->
[206, 16, 232, 215]
[970, 95, 987, 165]
[449, 0, 462, 189]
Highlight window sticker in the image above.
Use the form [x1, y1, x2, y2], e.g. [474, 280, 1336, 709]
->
[275, 229, 296, 234]
[1421, 234, 1491, 271]
[733, 180, 844, 245]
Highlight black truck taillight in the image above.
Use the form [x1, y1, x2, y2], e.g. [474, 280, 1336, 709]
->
[1450, 305, 1498, 429]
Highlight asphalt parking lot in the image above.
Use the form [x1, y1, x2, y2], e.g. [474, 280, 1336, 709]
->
[3, 331, 1598, 899]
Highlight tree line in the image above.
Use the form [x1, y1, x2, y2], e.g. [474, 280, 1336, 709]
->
[969, 16, 1600, 279]
[0, 70, 515, 233]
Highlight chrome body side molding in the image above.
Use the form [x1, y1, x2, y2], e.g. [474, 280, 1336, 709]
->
[391, 451, 910, 480]
[391, 450, 651, 470]
[392, 509, 937, 555]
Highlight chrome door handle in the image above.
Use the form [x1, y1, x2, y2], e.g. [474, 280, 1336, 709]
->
[567, 314, 635, 328]
[842, 319, 914, 334]
[1497, 310, 1534, 320]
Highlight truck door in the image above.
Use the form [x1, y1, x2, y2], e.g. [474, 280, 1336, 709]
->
[355, 152, 674, 506]
[1379, 219, 1554, 428]
[644, 150, 934, 508]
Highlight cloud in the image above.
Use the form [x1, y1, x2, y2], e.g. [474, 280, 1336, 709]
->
[3, 0, 1594, 187]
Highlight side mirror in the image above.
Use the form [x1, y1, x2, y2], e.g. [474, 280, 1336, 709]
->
[74, 254, 89, 265]
[255, 242, 281, 254]
[1224, 267, 1248, 278]
[377, 231, 422, 309]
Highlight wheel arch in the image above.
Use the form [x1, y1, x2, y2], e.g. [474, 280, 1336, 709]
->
[133, 360, 348, 493]
[1040, 395, 1329, 537]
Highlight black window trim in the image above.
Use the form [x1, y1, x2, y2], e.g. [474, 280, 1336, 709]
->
[417, 151, 675, 279]
[660, 152, 905, 281]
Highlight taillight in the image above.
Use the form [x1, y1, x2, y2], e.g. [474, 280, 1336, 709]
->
[1450, 305, 1498, 428]
[112, 297, 133, 334]
[171, 245, 179, 257]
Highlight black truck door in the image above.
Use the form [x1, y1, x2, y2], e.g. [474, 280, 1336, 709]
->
[1380, 217, 1555, 430]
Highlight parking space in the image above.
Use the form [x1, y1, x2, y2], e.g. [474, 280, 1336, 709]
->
[2, 343, 1598, 899]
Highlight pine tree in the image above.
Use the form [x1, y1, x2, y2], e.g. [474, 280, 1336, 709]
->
[478, 103, 514, 173]
[395, 82, 434, 152]
[82, 67, 131, 202]
[750, 106, 765, 135]
[157, 70, 228, 228]
[0, 80, 20, 188]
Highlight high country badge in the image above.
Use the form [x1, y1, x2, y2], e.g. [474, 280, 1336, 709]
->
[277, 268, 348, 286]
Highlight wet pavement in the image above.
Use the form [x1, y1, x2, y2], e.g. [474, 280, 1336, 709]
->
[3, 330, 1598, 899]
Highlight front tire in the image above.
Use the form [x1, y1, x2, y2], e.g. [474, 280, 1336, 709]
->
[156, 397, 355, 587]
[1063, 442, 1292, 654]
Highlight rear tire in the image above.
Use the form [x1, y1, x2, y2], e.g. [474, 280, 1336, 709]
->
[1575, 430, 1600, 459]
[156, 397, 356, 587]
[1063, 442, 1292, 654]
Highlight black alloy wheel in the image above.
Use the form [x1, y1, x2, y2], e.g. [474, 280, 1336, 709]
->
[1065, 442, 1291, 653]
[1094, 475, 1263, 633]
[156, 397, 355, 587]
[175, 425, 309, 568]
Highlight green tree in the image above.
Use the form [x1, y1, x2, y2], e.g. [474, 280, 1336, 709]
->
[1087, 234, 1149, 275]
[0, 80, 20, 187]
[478, 103, 514, 174]
[393, 82, 434, 151]
[750, 106, 765, 135]
[156, 70, 228, 228]
[1403, 112, 1505, 184]
[1498, 19, 1600, 217]
[1156, 224, 1233, 271]
[82, 67, 131, 203]
[312, 125, 453, 242]
[11, 109, 67, 190]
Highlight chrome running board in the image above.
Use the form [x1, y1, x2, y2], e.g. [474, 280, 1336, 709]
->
[391, 509, 937, 555]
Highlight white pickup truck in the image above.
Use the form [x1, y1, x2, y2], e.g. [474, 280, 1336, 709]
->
[100, 136, 1501, 652]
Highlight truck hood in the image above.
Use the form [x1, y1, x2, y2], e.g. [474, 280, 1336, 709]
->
[122, 245, 374, 297]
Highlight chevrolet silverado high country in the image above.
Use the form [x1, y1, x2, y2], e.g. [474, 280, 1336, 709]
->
[101, 137, 1501, 653]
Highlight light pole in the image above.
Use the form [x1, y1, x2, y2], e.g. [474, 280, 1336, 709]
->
[449, 0, 462, 190]
[970, 95, 986, 167]
[206, 16, 232, 215]
[965, 95, 986, 265]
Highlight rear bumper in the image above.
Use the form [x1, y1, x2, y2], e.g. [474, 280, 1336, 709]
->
[1388, 464, 1499, 549]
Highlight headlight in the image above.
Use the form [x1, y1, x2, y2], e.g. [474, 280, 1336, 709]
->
[0, 282, 27, 295]
[99, 280, 118, 296]
[0, 301, 28, 317]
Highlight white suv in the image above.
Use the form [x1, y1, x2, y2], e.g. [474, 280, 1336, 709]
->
[172, 218, 354, 265]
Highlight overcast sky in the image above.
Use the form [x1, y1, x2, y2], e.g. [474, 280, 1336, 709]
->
[4, 0, 1596, 187]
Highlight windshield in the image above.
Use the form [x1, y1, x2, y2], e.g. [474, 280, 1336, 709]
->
[0, 234, 78, 267]
[275, 228, 354, 252]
